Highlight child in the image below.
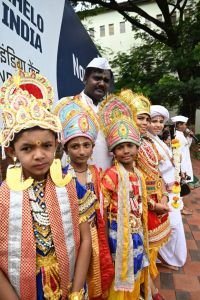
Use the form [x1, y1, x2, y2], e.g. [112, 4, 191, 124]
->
[0, 70, 91, 300]
[126, 91, 170, 300]
[54, 97, 114, 300]
[98, 94, 149, 300]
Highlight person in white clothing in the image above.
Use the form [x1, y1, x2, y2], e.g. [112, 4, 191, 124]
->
[171, 115, 193, 182]
[61, 57, 113, 170]
[148, 106, 187, 270]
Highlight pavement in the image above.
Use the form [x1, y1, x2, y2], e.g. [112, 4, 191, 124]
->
[155, 157, 200, 300]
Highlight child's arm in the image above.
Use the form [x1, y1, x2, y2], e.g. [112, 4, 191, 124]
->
[71, 221, 91, 293]
[0, 270, 19, 300]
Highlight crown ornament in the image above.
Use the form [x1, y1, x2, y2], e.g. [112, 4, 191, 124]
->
[54, 96, 99, 144]
[119, 89, 151, 118]
[0, 70, 62, 156]
[98, 92, 140, 151]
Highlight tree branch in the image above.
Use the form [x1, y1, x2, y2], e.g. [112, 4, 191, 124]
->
[118, 10, 169, 45]
[74, 0, 189, 48]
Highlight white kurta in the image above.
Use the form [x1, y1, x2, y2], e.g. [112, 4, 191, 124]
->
[148, 133, 187, 267]
[175, 130, 193, 182]
[79, 91, 113, 170]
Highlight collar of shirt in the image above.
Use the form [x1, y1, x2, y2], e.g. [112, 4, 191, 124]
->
[80, 91, 99, 113]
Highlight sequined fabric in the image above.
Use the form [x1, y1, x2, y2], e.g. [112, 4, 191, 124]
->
[31, 180, 62, 300]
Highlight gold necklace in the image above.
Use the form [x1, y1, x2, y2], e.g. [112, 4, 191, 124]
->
[140, 138, 158, 167]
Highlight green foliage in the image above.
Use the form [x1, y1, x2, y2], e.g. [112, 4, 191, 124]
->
[111, 39, 175, 105]
[71, 0, 200, 121]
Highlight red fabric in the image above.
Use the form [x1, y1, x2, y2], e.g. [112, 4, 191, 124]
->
[46, 178, 80, 299]
[152, 291, 165, 300]
[20, 189, 37, 299]
[20, 83, 43, 99]
[147, 194, 169, 231]
[96, 209, 114, 293]
[148, 210, 169, 231]
[91, 166, 114, 296]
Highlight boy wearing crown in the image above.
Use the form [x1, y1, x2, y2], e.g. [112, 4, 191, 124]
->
[0, 71, 91, 300]
[99, 93, 150, 300]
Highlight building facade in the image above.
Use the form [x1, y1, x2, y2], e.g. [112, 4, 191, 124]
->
[80, 1, 167, 60]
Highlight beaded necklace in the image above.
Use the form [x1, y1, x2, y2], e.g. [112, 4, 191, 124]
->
[147, 132, 174, 165]
[128, 169, 143, 218]
[29, 181, 50, 226]
[67, 164, 93, 191]
[28, 181, 54, 251]
[140, 137, 159, 166]
[137, 137, 159, 179]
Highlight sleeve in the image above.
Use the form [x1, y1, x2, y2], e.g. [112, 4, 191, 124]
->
[187, 136, 193, 147]
[180, 144, 187, 173]
[101, 168, 118, 208]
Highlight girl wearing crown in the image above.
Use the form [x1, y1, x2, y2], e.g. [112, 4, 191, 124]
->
[54, 97, 114, 300]
[127, 91, 171, 300]
[99, 94, 150, 300]
[0, 71, 92, 300]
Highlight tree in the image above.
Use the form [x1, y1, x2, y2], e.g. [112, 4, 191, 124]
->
[72, 0, 200, 123]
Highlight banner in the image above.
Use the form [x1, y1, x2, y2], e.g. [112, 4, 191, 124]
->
[0, 0, 99, 101]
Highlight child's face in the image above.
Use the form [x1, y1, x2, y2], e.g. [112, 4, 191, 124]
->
[164, 136, 171, 146]
[176, 122, 187, 132]
[10, 129, 57, 180]
[136, 113, 151, 134]
[113, 142, 138, 167]
[148, 116, 165, 136]
[65, 136, 93, 166]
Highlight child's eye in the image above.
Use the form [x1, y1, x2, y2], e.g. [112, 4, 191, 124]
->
[44, 143, 53, 148]
[84, 143, 91, 148]
[71, 145, 78, 150]
[21, 146, 31, 152]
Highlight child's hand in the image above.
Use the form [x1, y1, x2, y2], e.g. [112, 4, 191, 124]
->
[155, 203, 170, 214]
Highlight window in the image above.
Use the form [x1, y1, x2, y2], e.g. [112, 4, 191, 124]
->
[89, 27, 95, 38]
[156, 14, 162, 22]
[109, 23, 114, 35]
[120, 21, 125, 33]
[100, 25, 105, 37]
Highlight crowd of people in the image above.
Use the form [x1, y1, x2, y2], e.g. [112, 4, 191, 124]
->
[0, 57, 195, 300]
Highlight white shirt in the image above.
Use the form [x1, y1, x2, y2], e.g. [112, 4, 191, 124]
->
[175, 130, 193, 182]
[148, 133, 175, 185]
[79, 91, 113, 170]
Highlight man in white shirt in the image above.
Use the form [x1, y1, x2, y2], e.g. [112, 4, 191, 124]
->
[61, 57, 113, 170]
[78, 57, 113, 170]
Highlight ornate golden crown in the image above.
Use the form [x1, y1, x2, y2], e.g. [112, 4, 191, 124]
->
[0, 70, 62, 151]
[116, 89, 151, 120]
[98, 92, 140, 150]
[131, 93, 151, 117]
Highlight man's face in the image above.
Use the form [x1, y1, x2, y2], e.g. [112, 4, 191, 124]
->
[84, 70, 111, 104]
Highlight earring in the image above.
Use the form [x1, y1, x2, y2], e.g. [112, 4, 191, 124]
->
[112, 154, 117, 166]
[50, 158, 72, 187]
[6, 157, 33, 191]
